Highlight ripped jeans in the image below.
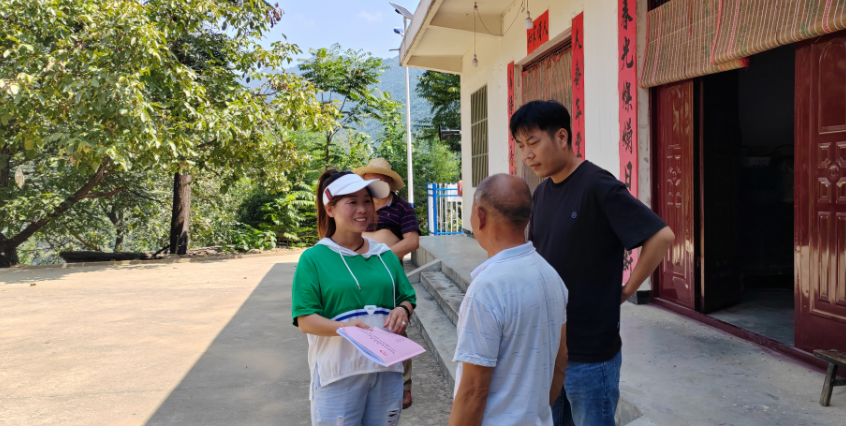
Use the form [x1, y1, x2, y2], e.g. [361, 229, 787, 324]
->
[311, 371, 403, 426]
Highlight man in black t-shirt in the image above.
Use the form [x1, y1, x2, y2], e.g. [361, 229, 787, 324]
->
[510, 101, 674, 426]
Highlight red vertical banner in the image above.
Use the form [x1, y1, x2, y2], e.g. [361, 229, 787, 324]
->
[507, 61, 517, 175]
[571, 13, 585, 159]
[617, 0, 638, 281]
[527, 11, 550, 55]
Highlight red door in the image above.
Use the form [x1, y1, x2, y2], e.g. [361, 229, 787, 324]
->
[654, 81, 697, 309]
[796, 33, 846, 353]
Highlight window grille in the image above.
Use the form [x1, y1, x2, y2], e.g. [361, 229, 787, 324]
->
[471, 86, 488, 187]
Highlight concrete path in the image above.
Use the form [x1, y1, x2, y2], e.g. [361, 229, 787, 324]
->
[621, 303, 846, 426]
[0, 255, 452, 425]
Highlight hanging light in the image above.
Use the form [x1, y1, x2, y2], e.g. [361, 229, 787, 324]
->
[525, 11, 534, 29]
[472, 3, 479, 68]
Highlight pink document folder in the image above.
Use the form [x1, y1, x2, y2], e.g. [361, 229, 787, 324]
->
[336, 326, 426, 367]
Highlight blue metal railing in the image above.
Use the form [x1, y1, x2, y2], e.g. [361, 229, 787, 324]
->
[427, 183, 462, 236]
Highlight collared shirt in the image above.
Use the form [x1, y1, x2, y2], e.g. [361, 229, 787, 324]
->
[453, 242, 568, 426]
[367, 193, 420, 239]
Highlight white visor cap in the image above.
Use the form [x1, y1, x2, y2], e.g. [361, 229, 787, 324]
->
[322, 173, 390, 205]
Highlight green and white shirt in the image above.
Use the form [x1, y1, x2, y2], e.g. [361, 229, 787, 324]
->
[292, 238, 416, 398]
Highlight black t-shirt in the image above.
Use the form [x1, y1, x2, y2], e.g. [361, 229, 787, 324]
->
[529, 161, 667, 363]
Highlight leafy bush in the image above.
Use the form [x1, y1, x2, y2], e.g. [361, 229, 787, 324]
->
[260, 182, 317, 246]
[237, 191, 280, 229]
[223, 224, 276, 252]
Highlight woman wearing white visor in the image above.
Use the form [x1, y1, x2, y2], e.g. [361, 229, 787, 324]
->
[292, 169, 416, 426]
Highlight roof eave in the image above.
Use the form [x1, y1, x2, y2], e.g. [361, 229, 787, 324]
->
[399, 0, 438, 69]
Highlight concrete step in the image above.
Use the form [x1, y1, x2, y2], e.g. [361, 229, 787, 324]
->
[410, 281, 458, 390]
[420, 270, 464, 326]
[411, 238, 475, 292]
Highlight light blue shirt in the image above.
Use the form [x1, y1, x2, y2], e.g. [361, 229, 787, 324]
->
[453, 242, 568, 426]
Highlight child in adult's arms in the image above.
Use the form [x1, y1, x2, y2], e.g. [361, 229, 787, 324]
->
[292, 169, 416, 426]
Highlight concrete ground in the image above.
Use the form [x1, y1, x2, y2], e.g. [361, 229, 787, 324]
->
[0, 255, 452, 426]
[621, 303, 846, 426]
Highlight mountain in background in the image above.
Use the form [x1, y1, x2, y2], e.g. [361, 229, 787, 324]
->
[354, 55, 432, 137]
[248, 56, 433, 139]
[375, 56, 430, 124]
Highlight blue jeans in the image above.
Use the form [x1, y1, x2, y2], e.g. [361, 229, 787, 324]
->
[552, 350, 622, 426]
[311, 372, 403, 426]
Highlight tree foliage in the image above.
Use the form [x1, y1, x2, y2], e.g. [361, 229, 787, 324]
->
[298, 44, 394, 165]
[415, 71, 461, 152]
[0, 0, 336, 264]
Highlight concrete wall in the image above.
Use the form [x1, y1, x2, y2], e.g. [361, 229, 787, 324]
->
[458, 0, 653, 231]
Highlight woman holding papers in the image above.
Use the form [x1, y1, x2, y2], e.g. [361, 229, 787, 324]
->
[292, 169, 417, 426]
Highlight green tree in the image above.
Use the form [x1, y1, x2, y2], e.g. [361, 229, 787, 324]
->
[298, 44, 393, 166]
[375, 100, 460, 232]
[0, 0, 335, 266]
[416, 71, 461, 152]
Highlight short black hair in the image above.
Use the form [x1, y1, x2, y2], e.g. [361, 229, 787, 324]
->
[509, 100, 572, 146]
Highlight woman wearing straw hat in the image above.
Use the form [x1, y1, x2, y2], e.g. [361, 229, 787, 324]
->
[354, 158, 420, 409]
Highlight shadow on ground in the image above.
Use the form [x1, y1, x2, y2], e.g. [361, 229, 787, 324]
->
[145, 262, 312, 426]
[0, 263, 173, 285]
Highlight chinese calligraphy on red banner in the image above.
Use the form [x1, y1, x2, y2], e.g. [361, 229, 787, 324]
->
[571, 12, 585, 159]
[527, 11, 549, 55]
[617, 0, 638, 281]
[507, 61, 516, 175]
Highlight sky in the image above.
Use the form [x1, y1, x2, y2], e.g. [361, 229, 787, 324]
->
[261, 0, 420, 61]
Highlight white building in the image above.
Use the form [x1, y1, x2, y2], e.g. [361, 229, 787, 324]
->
[400, 0, 846, 367]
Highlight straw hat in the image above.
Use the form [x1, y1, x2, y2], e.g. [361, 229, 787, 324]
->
[354, 158, 405, 192]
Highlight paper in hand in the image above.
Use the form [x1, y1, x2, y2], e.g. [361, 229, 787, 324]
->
[336, 326, 426, 367]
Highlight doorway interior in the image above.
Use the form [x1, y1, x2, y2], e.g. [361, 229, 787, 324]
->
[695, 45, 796, 346]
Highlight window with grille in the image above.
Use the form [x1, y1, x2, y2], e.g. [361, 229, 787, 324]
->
[471, 85, 488, 187]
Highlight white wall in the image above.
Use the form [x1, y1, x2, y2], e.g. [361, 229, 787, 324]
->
[458, 0, 651, 230]
[583, 0, 620, 175]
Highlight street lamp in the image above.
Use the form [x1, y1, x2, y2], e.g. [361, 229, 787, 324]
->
[390, 2, 415, 206]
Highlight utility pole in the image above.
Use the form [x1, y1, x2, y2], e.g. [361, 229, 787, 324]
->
[403, 16, 414, 206]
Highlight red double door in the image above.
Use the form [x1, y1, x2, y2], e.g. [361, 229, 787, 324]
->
[653, 32, 846, 353]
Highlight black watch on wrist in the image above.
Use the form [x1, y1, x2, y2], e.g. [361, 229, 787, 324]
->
[398, 304, 411, 319]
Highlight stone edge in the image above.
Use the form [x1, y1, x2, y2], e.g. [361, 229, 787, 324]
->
[406, 259, 442, 284]
[4, 250, 304, 271]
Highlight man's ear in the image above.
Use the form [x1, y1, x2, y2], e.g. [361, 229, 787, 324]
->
[556, 128, 570, 149]
[477, 205, 487, 230]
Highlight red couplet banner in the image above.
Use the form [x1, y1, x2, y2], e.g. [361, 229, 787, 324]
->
[507, 61, 516, 175]
[571, 13, 585, 159]
[617, 0, 638, 281]
[527, 11, 550, 55]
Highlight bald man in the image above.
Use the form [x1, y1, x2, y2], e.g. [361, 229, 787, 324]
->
[448, 174, 569, 426]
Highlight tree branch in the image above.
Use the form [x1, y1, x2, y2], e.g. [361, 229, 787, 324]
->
[82, 187, 127, 199]
[69, 231, 102, 252]
[127, 189, 166, 206]
[0, 157, 111, 253]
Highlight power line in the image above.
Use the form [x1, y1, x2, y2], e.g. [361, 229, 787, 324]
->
[501, 0, 526, 36]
